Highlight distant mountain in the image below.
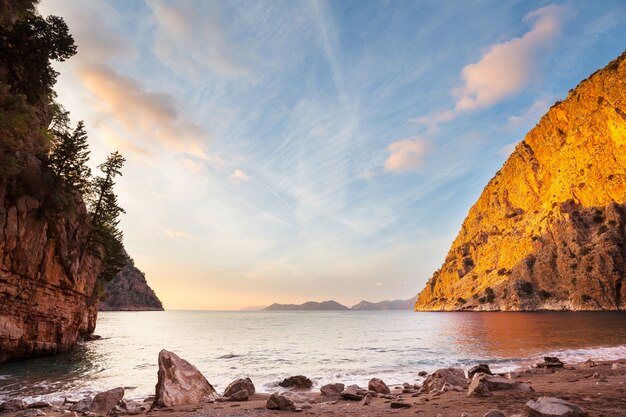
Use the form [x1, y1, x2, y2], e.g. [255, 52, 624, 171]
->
[351, 297, 417, 310]
[239, 305, 266, 311]
[264, 300, 349, 311]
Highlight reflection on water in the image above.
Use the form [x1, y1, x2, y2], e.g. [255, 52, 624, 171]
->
[0, 311, 624, 401]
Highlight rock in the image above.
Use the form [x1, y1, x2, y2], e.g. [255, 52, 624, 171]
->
[483, 411, 505, 417]
[390, 402, 411, 409]
[320, 383, 345, 396]
[224, 378, 255, 397]
[579, 359, 597, 368]
[611, 363, 625, 369]
[69, 399, 92, 413]
[154, 349, 219, 407]
[536, 357, 564, 369]
[468, 364, 492, 379]
[112, 399, 144, 415]
[27, 402, 52, 409]
[368, 378, 390, 394]
[278, 375, 313, 390]
[15, 410, 46, 417]
[412, 51, 626, 313]
[525, 397, 588, 417]
[341, 385, 364, 401]
[1, 399, 28, 412]
[91, 387, 124, 416]
[99, 259, 163, 312]
[266, 393, 297, 411]
[417, 371, 428, 377]
[461, 413, 471, 417]
[359, 395, 371, 406]
[422, 368, 468, 393]
[227, 389, 249, 402]
[468, 373, 533, 398]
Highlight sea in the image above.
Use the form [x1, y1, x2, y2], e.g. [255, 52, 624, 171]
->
[1, 310, 625, 402]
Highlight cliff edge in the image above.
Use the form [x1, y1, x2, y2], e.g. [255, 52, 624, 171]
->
[415, 51, 626, 311]
[99, 258, 163, 311]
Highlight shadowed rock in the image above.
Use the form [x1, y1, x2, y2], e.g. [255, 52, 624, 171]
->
[468, 364, 492, 379]
[279, 375, 313, 390]
[224, 378, 255, 398]
[154, 350, 219, 407]
[422, 368, 468, 393]
[468, 373, 533, 398]
[320, 383, 345, 396]
[368, 378, 390, 394]
[91, 387, 124, 416]
[526, 397, 588, 417]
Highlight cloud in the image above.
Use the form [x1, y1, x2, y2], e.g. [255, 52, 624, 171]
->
[229, 169, 252, 182]
[418, 5, 567, 128]
[148, 1, 251, 81]
[76, 64, 209, 158]
[358, 170, 375, 180]
[164, 229, 192, 239]
[383, 137, 427, 173]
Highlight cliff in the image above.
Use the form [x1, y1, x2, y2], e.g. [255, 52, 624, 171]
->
[99, 259, 163, 311]
[415, 51, 626, 311]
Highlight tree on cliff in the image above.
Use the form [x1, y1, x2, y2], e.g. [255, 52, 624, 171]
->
[89, 151, 127, 282]
[0, 8, 76, 103]
[48, 120, 91, 194]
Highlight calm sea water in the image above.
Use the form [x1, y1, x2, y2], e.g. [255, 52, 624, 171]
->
[1, 311, 625, 401]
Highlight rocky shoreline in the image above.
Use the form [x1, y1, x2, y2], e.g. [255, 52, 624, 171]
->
[1, 351, 625, 417]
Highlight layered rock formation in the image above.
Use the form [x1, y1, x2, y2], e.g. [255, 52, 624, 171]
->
[99, 258, 163, 311]
[415, 51, 626, 311]
[0, 156, 101, 362]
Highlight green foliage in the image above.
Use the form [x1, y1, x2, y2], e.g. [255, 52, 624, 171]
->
[0, 10, 76, 103]
[48, 120, 91, 193]
[484, 287, 496, 303]
[0, 152, 20, 179]
[88, 151, 127, 282]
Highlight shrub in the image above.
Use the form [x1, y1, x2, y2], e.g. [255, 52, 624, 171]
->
[580, 246, 591, 256]
[581, 294, 592, 303]
[484, 287, 496, 303]
[597, 225, 608, 235]
[517, 281, 534, 297]
[525, 255, 536, 270]
[456, 297, 466, 305]
[539, 290, 552, 300]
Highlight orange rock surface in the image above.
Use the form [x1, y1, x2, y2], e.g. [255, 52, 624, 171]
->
[415, 51, 626, 311]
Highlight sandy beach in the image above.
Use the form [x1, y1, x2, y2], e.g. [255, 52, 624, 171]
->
[2, 358, 625, 417]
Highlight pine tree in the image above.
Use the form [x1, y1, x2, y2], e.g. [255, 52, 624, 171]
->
[89, 151, 127, 282]
[48, 120, 91, 193]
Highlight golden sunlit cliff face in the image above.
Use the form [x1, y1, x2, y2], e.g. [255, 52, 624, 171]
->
[415, 51, 626, 311]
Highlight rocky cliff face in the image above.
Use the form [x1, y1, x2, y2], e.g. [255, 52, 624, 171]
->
[415, 51, 626, 311]
[99, 259, 163, 311]
[0, 155, 102, 362]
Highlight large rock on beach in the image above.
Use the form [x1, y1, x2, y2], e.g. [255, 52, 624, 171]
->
[422, 368, 468, 393]
[468, 364, 492, 379]
[340, 384, 364, 401]
[320, 383, 345, 396]
[154, 350, 219, 407]
[468, 373, 533, 397]
[91, 387, 124, 416]
[368, 378, 390, 394]
[224, 378, 255, 397]
[266, 392, 310, 412]
[278, 375, 313, 390]
[525, 397, 588, 417]
[0, 400, 27, 412]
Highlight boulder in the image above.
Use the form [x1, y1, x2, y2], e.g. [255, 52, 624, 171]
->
[278, 375, 313, 390]
[320, 383, 345, 396]
[390, 402, 411, 409]
[111, 400, 144, 416]
[224, 378, 255, 397]
[91, 387, 124, 416]
[468, 373, 533, 397]
[468, 364, 492, 379]
[266, 393, 297, 411]
[483, 411, 505, 417]
[69, 399, 92, 413]
[525, 397, 588, 417]
[579, 359, 597, 368]
[226, 389, 249, 402]
[1, 399, 27, 412]
[422, 368, 467, 393]
[536, 357, 564, 369]
[359, 395, 371, 406]
[418, 371, 428, 377]
[368, 378, 390, 394]
[340, 384, 364, 401]
[154, 349, 219, 407]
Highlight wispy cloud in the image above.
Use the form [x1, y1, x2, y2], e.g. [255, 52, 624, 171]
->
[384, 138, 428, 173]
[77, 64, 209, 158]
[164, 229, 192, 239]
[229, 169, 252, 182]
[418, 4, 568, 129]
[149, 0, 251, 81]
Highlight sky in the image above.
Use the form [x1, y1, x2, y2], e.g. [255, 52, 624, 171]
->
[38, 0, 626, 310]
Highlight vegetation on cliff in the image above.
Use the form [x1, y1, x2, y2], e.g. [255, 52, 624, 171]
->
[415, 51, 626, 311]
[99, 256, 164, 311]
